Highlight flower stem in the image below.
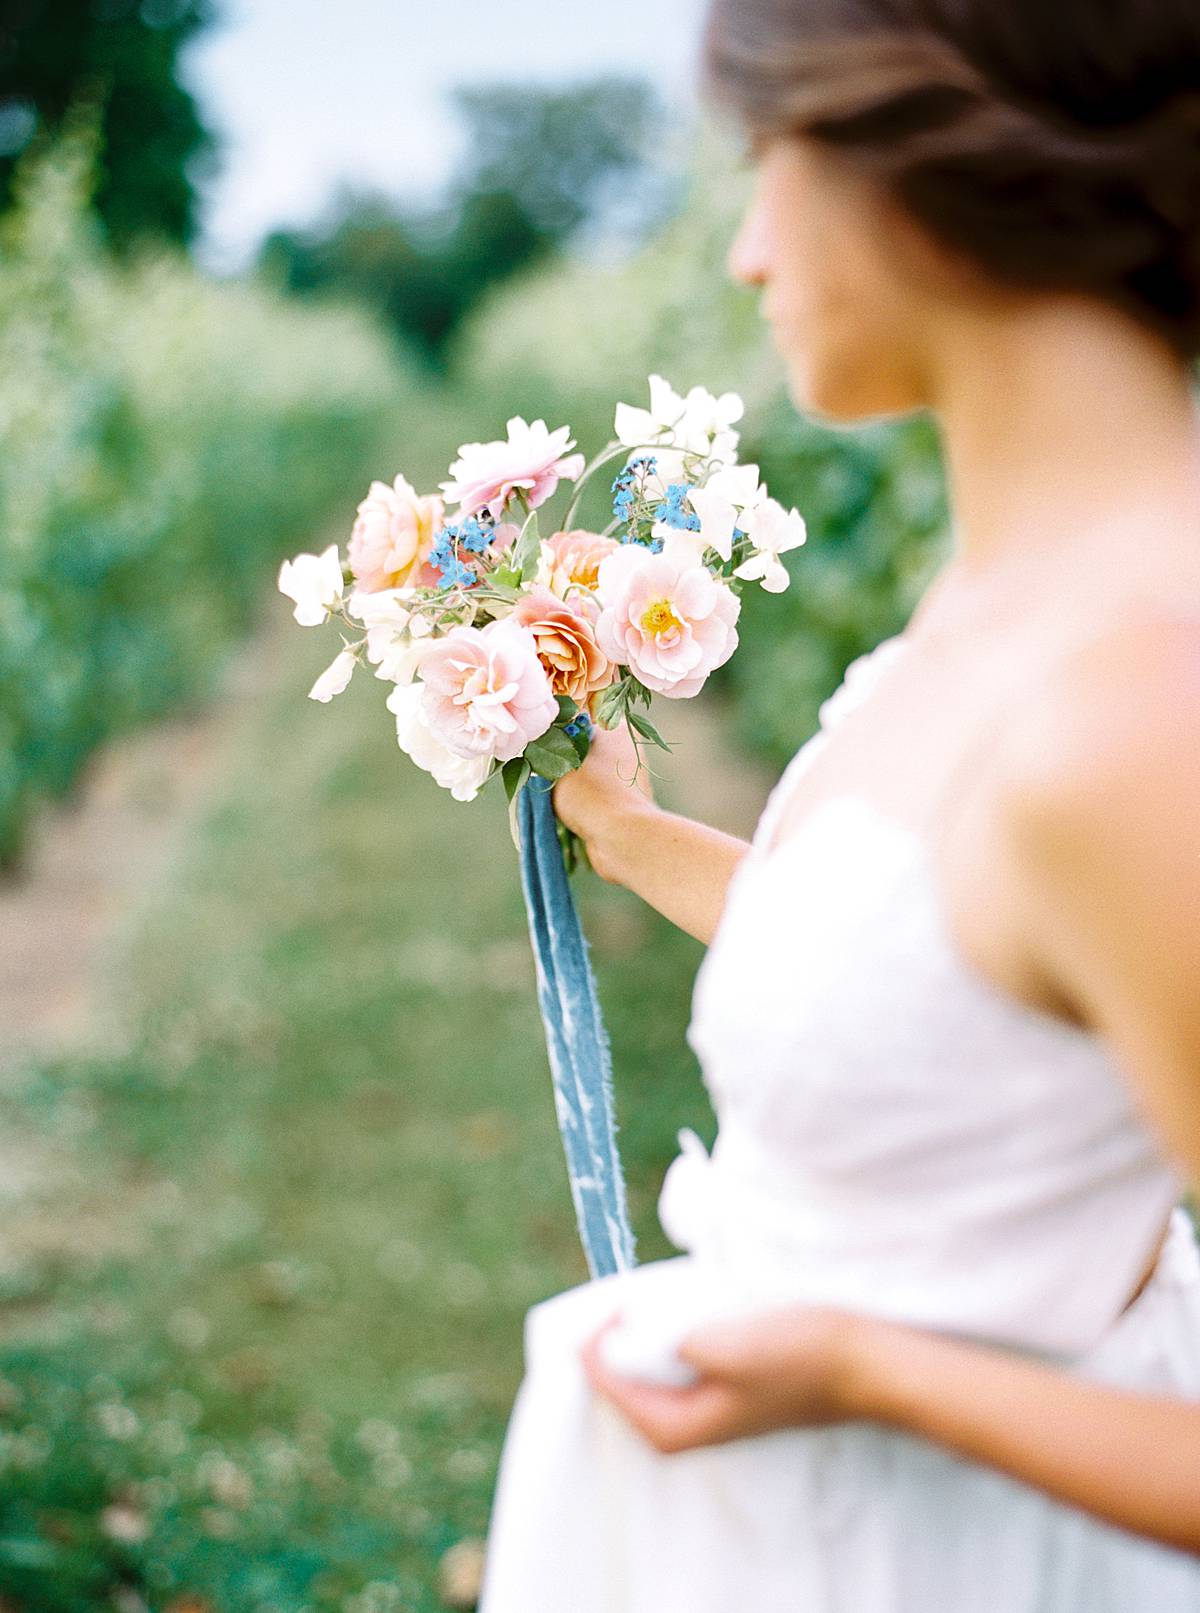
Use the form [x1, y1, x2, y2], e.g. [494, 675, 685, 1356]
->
[560, 438, 675, 531]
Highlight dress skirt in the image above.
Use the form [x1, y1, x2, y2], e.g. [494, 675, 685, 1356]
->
[478, 1206, 1200, 1612]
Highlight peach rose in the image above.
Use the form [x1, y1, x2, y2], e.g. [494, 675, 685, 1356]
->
[348, 475, 443, 593]
[510, 583, 617, 709]
[538, 528, 622, 600]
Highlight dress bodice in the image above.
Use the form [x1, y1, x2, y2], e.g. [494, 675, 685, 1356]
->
[666, 636, 1187, 1359]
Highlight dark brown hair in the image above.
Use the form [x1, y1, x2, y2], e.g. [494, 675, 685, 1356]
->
[703, 0, 1200, 360]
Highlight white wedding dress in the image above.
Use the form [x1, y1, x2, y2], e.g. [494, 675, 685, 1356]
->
[478, 631, 1200, 1612]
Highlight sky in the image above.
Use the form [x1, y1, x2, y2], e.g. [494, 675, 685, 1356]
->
[183, 0, 709, 271]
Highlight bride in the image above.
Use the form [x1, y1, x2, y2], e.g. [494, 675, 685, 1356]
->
[478, 0, 1200, 1606]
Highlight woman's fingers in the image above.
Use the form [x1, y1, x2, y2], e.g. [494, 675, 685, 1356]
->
[674, 1314, 761, 1378]
[547, 719, 659, 881]
[579, 1310, 769, 1453]
[580, 1314, 750, 1453]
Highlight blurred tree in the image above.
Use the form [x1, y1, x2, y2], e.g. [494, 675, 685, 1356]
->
[258, 75, 669, 372]
[0, 0, 216, 250]
[446, 76, 662, 242]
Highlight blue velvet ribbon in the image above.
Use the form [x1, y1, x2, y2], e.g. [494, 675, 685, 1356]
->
[516, 775, 636, 1279]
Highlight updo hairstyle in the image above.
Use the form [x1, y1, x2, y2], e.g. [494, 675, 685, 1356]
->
[703, 0, 1200, 361]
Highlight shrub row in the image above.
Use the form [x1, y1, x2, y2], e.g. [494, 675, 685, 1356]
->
[0, 132, 417, 865]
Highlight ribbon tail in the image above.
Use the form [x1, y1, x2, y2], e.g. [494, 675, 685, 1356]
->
[517, 778, 636, 1278]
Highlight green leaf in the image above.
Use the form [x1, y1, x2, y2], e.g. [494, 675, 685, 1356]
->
[501, 756, 531, 803]
[561, 825, 580, 877]
[526, 748, 578, 781]
[594, 678, 629, 725]
[555, 694, 578, 722]
[512, 509, 543, 582]
[627, 708, 672, 752]
[533, 724, 578, 761]
[525, 726, 581, 780]
[507, 788, 524, 852]
[568, 724, 590, 763]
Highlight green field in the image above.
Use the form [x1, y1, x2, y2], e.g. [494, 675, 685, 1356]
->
[0, 609, 723, 1611]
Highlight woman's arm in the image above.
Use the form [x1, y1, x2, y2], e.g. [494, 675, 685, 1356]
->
[581, 1298, 1200, 1554]
[550, 722, 752, 945]
[856, 1314, 1200, 1553]
[592, 803, 752, 946]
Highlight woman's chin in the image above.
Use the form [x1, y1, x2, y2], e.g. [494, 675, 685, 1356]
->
[788, 364, 871, 424]
[789, 356, 924, 425]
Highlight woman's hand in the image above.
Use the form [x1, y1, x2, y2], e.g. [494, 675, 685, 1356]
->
[551, 719, 658, 883]
[585, 1277, 1200, 1559]
[579, 1303, 875, 1454]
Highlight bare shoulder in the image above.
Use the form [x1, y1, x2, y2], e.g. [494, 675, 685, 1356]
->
[996, 612, 1200, 840]
[991, 613, 1200, 1169]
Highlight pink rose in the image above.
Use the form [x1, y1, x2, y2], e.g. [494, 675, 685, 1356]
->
[418, 618, 558, 763]
[594, 535, 741, 698]
[440, 417, 586, 520]
[540, 528, 621, 599]
[510, 584, 617, 711]
[348, 475, 443, 593]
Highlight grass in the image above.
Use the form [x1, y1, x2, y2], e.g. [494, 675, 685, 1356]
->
[0, 613, 717, 1611]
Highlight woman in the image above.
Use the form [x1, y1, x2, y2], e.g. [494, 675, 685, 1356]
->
[478, 0, 1200, 1607]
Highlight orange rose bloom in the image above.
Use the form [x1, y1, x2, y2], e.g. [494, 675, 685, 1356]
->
[509, 584, 617, 710]
[541, 528, 622, 599]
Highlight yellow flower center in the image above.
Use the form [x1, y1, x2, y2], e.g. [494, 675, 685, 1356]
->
[639, 598, 682, 637]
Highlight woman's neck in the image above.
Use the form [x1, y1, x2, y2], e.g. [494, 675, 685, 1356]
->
[926, 296, 1200, 602]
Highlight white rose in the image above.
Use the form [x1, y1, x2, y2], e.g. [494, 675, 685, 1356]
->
[385, 681, 494, 801]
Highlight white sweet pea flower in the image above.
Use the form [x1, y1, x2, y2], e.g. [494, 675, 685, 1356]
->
[733, 498, 808, 593]
[680, 384, 744, 467]
[683, 463, 767, 561]
[347, 587, 429, 682]
[278, 544, 345, 626]
[613, 373, 688, 452]
[706, 462, 766, 510]
[736, 551, 792, 592]
[346, 586, 415, 630]
[385, 680, 494, 802]
[372, 632, 435, 686]
[308, 647, 359, 703]
[682, 484, 738, 562]
[645, 525, 710, 565]
[614, 375, 745, 484]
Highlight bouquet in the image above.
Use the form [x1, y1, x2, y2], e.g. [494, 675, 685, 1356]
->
[277, 375, 807, 1275]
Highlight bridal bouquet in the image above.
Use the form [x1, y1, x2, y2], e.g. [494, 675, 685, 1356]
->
[277, 375, 807, 1279]
[277, 374, 807, 870]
